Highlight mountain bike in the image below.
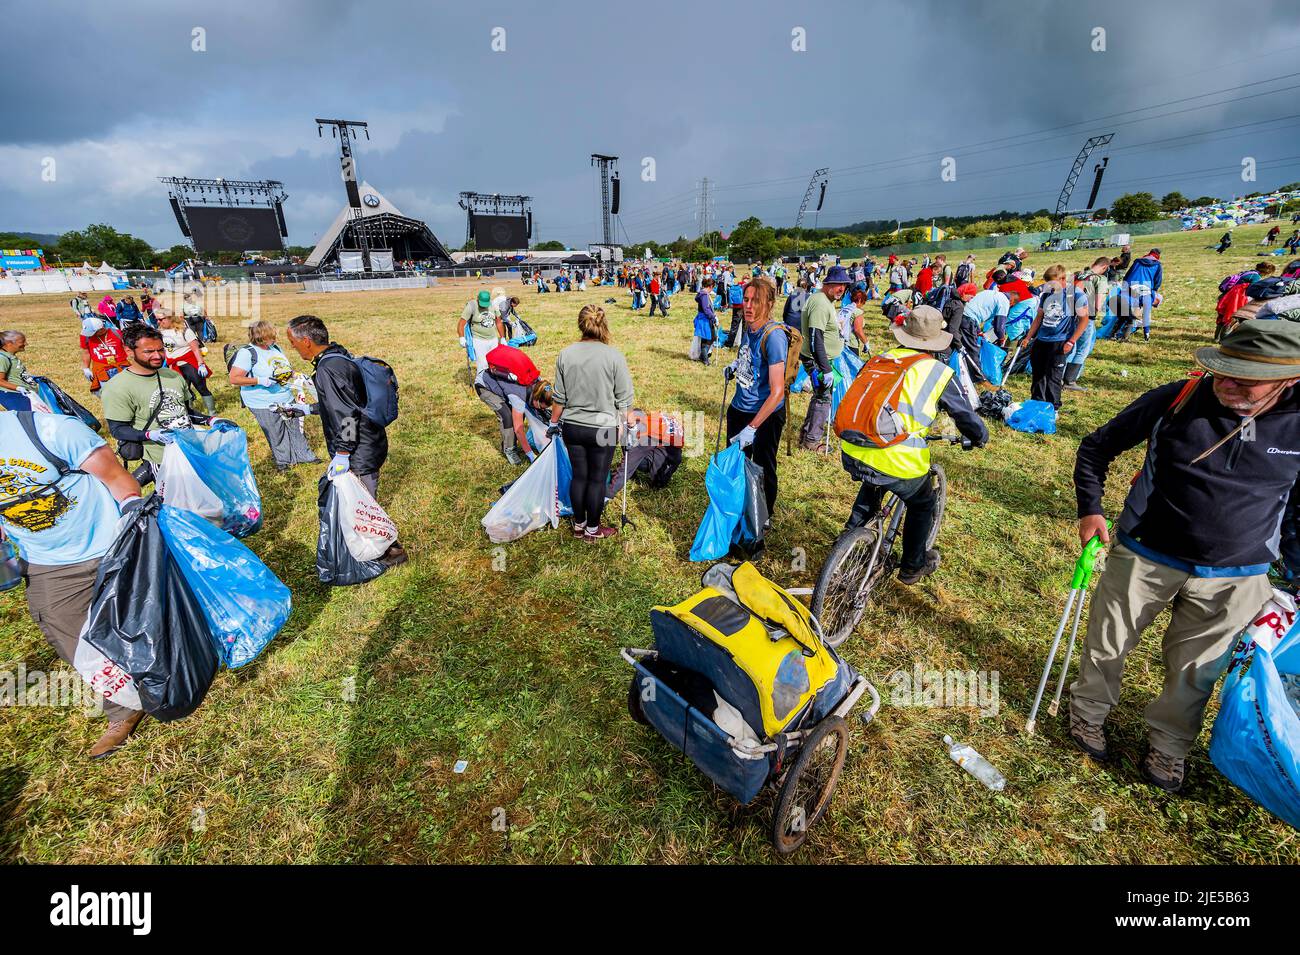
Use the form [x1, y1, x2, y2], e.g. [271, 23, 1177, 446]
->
[810, 434, 971, 648]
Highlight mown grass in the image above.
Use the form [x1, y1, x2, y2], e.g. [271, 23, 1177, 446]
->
[0, 224, 1297, 863]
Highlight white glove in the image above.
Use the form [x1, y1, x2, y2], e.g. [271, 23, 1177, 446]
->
[198, 364, 210, 378]
[82, 368, 94, 381]
[327, 453, 350, 480]
[146, 430, 175, 445]
[256, 376, 274, 388]
[732, 425, 757, 449]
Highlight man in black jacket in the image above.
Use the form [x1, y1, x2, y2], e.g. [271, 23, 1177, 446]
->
[1069, 321, 1300, 792]
[286, 314, 406, 567]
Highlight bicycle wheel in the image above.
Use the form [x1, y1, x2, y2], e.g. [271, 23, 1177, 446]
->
[811, 526, 886, 648]
[927, 464, 947, 550]
[771, 716, 848, 855]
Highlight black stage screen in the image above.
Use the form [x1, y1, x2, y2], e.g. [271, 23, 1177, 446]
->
[471, 214, 527, 251]
[185, 205, 285, 252]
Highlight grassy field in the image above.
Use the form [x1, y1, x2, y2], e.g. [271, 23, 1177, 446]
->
[1, 225, 1297, 864]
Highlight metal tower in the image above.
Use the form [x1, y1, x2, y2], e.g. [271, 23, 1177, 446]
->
[1048, 134, 1114, 248]
[794, 167, 830, 256]
[590, 154, 619, 250]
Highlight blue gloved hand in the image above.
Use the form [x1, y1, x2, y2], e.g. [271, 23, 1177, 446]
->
[525, 450, 537, 463]
[198, 364, 210, 379]
[327, 453, 351, 480]
[146, 429, 174, 445]
[732, 425, 757, 449]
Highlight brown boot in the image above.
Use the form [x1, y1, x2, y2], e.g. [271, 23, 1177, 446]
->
[380, 542, 408, 568]
[1068, 709, 1109, 761]
[89, 711, 147, 760]
[1141, 745, 1187, 793]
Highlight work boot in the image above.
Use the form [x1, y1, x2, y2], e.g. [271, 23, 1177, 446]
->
[202, 394, 217, 416]
[89, 711, 147, 760]
[1141, 745, 1187, 793]
[380, 542, 408, 569]
[1063, 366, 1087, 392]
[897, 549, 941, 585]
[1068, 709, 1109, 761]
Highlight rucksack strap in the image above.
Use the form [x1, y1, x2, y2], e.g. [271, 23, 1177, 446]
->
[16, 411, 75, 477]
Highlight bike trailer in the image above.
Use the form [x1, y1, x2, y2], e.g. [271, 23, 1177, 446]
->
[626, 562, 858, 804]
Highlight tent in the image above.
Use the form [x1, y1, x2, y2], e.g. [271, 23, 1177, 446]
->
[305, 181, 453, 270]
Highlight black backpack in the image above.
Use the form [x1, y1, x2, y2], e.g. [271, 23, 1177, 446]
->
[954, 262, 973, 286]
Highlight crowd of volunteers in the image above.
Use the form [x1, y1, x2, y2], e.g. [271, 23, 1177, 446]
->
[3, 237, 1300, 815]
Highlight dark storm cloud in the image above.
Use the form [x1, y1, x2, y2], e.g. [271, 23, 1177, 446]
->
[2, 0, 1298, 248]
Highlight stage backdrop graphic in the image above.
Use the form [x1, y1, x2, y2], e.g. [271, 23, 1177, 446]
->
[184, 206, 284, 253]
[471, 214, 528, 251]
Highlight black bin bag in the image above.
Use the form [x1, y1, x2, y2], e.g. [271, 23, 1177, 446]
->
[316, 476, 388, 587]
[81, 497, 218, 722]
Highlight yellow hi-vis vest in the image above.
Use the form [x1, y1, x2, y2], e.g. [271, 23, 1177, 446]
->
[840, 347, 953, 479]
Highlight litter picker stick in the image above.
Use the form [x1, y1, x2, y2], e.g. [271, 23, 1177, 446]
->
[619, 430, 636, 531]
[1002, 336, 1024, 384]
[1025, 528, 1108, 735]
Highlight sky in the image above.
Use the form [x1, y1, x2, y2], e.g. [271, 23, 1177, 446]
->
[2, 0, 1299, 252]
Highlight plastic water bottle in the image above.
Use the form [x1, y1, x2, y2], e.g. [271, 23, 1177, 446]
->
[943, 735, 1006, 792]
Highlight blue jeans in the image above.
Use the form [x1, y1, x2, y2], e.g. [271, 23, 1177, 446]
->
[1067, 320, 1097, 370]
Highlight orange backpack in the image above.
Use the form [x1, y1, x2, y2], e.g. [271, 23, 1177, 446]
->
[833, 351, 933, 449]
[627, 409, 685, 447]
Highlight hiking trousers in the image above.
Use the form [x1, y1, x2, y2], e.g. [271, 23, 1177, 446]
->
[798, 358, 834, 448]
[24, 557, 139, 722]
[1069, 541, 1272, 758]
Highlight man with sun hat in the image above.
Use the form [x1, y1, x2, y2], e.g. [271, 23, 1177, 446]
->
[1070, 320, 1300, 792]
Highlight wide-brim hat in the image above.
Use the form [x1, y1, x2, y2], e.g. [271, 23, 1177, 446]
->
[822, 265, 852, 286]
[1195, 320, 1300, 380]
[893, 304, 953, 351]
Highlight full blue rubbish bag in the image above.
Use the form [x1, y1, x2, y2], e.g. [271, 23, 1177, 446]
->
[790, 363, 810, 393]
[829, 349, 864, 419]
[689, 443, 747, 562]
[1210, 634, 1300, 830]
[169, 422, 263, 537]
[1006, 399, 1057, 435]
[980, 338, 1007, 386]
[157, 504, 290, 668]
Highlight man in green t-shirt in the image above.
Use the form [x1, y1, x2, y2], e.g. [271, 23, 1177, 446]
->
[457, 290, 507, 374]
[797, 265, 849, 450]
[0, 330, 34, 392]
[101, 324, 205, 478]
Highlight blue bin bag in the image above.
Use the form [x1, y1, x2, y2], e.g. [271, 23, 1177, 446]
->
[633, 657, 771, 804]
[689, 444, 747, 562]
[980, 338, 1008, 386]
[790, 363, 811, 393]
[828, 349, 863, 417]
[1209, 638, 1300, 830]
[1006, 399, 1057, 435]
[1096, 309, 1120, 339]
[158, 505, 290, 668]
[171, 422, 263, 537]
[555, 434, 573, 518]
